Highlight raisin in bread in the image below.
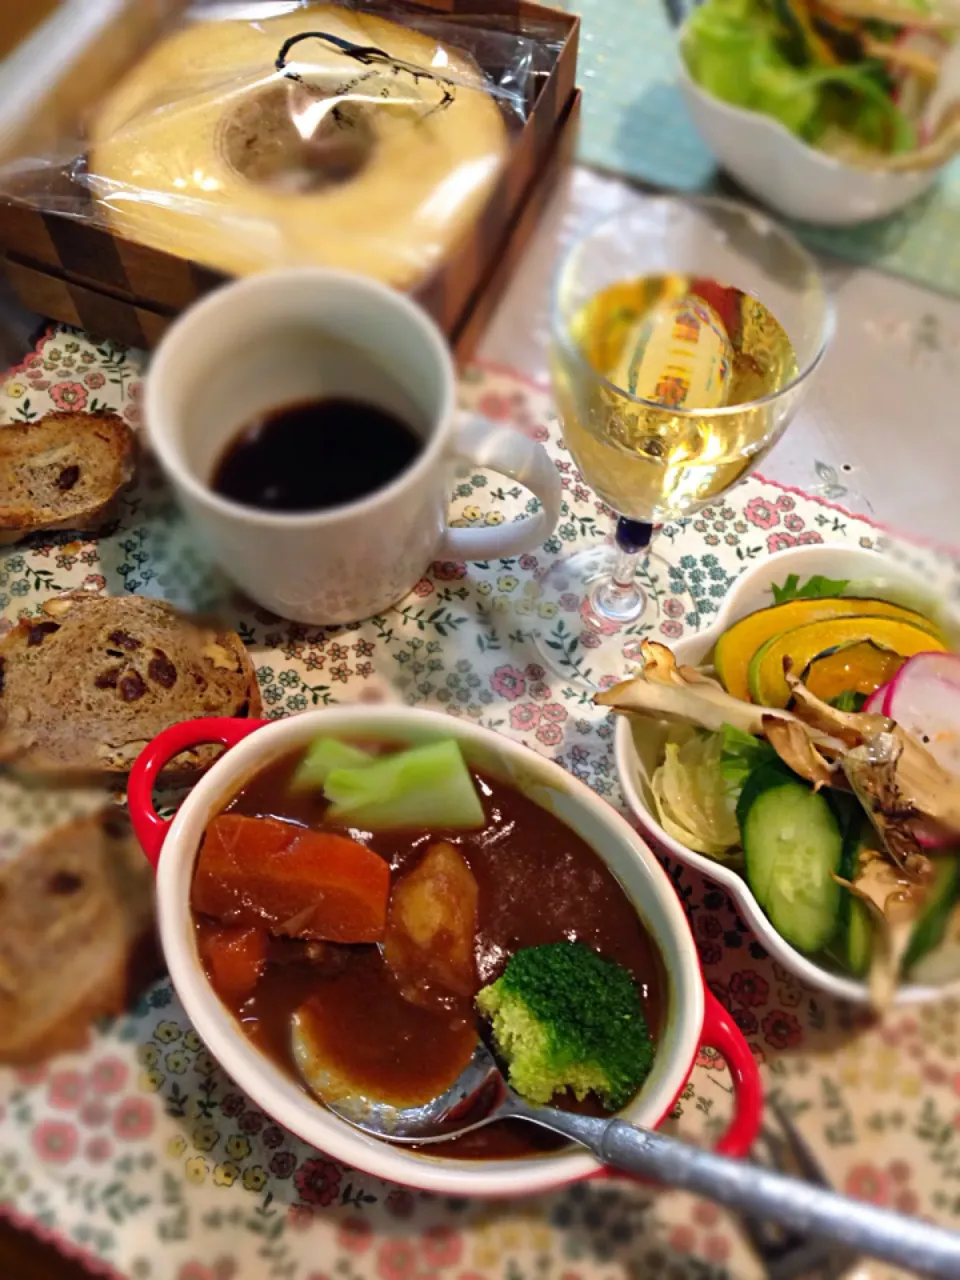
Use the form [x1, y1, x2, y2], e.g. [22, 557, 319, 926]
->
[0, 410, 136, 544]
[0, 592, 261, 780]
[0, 808, 158, 1064]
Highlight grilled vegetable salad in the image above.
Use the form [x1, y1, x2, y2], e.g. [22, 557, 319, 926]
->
[681, 0, 952, 162]
[596, 575, 960, 1007]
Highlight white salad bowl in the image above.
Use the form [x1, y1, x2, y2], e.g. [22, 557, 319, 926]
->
[127, 705, 761, 1198]
[678, 59, 938, 226]
[612, 544, 960, 1007]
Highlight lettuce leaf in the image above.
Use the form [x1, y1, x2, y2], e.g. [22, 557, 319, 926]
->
[771, 573, 850, 604]
[683, 0, 819, 133]
[829, 691, 868, 713]
[682, 0, 916, 156]
[718, 723, 779, 785]
[815, 67, 916, 155]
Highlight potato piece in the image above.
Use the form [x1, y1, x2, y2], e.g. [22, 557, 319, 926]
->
[384, 842, 479, 1009]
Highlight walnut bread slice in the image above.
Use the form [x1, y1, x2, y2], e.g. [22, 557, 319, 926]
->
[0, 592, 261, 780]
[0, 409, 136, 544]
[0, 808, 158, 1064]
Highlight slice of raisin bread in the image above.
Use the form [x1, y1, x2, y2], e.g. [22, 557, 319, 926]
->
[0, 592, 261, 780]
[0, 808, 158, 1064]
[0, 410, 137, 544]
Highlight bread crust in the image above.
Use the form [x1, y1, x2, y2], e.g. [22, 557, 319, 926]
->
[0, 808, 160, 1065]
[0, 410, 137, 544]
[0, 592, 262, 781]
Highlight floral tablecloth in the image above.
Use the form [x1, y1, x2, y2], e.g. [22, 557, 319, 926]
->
[3, 326, 960, 1280]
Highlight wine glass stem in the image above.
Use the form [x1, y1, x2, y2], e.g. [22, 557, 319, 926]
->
[590, 518, 654, 625]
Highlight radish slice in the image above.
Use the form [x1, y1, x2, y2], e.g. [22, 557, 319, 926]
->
[883, 683, 896, 715]
[886, 653, 960, 779]
[881, 653, 960, 849]
[865, 684, 892, 715]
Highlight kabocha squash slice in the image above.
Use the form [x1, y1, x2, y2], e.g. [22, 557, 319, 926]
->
[747, 616, 945, 708]
[800, 639, 908, 704]
[714, 596, 940, 701]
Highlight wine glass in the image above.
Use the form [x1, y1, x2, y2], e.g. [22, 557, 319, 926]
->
[533, 195, 834, 686]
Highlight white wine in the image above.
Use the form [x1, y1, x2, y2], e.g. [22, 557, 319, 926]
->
[553, 274, 799, 523]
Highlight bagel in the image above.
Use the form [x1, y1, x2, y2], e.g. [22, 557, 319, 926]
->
[89, 5, 508, 287]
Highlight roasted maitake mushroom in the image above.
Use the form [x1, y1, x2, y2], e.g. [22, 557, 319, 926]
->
[597, 641, 960, 866]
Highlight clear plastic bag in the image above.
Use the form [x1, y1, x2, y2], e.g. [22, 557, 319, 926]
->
[0, 0, 559, 289]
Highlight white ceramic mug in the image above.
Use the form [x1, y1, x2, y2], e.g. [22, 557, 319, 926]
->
[145, 269, 562, 625]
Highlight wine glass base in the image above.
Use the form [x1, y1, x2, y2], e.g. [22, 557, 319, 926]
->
[531, 543, 676, 690]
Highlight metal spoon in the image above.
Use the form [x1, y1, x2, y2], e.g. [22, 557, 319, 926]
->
[294, 1031, 960, 1279]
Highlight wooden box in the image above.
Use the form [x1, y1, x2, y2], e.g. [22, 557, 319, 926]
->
[0, 1, 579, 360]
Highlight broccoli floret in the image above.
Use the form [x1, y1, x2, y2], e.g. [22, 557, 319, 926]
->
[475, 941, 654, 1111]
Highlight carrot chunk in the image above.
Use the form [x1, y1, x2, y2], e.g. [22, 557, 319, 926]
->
[191, 814, 390, 943]
[197, 921, 267, 1000]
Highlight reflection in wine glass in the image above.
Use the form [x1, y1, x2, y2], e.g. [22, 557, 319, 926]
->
[534, 196, 834, 687]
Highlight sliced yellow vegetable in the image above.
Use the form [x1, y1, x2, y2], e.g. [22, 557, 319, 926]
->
[748, 616, 945, 708]
[714, 596, 940, 702]
[800, 639, 906, 703]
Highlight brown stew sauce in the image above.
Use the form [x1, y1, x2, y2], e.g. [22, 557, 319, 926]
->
[193, 747, 665, 1160]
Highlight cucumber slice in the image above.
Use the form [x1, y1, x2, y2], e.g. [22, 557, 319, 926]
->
[903, 855, 960, 975]
[735, 761, 797, 832]
[740, 772, 844, 954]
[292, 738, 373, 791]
[736, 763, 796, 907]
[845, 898, 873, 977]
[835, 803, 873, 978]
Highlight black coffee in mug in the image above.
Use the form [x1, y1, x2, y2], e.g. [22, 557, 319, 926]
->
[211, 397, 422, 513]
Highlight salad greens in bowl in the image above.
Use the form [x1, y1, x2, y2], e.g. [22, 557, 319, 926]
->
[600, 545, 960, 1007]
[678, 0, 959, 223]
[683, 0, 929, 160]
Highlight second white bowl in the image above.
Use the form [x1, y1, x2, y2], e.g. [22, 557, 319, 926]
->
[678, 57, 938, 226]
[611, 544, 960, 1006]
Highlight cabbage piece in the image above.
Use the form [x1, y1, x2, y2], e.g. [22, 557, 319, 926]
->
[291, 738, 373, 791]
[324, 740, 485, 830]
[650, 732, 743, 860]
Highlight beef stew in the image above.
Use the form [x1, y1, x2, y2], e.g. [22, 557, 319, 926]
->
[190, 740, 665, 1160]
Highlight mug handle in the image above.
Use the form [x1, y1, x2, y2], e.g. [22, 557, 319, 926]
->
[436, 417, 563, 560]
[128, 716, 269, 871]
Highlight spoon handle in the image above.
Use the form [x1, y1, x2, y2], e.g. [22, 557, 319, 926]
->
[519, 1111, 960, 1277]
